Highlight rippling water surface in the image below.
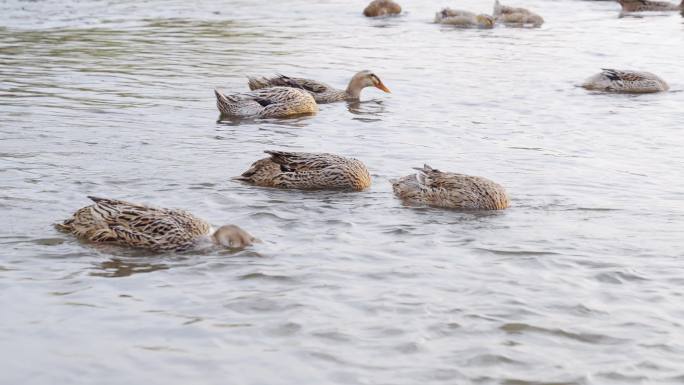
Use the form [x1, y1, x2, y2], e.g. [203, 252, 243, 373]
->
[2, 0, 684, 383]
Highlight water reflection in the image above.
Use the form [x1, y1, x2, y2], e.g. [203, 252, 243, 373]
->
[90, 257, 169, 278]
[347, 99, 386, 117]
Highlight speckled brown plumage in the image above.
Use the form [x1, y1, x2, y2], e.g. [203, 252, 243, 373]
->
[247, 71, 390, 103]
[235, 151, 372, 191]
[618, 0, 682, 12]
[214, 86, 317, 118]
[493, 0, 544, 27]
[391, 165, 509, 210]
[363, 0, 402, 17]
[582, 69, 669, 93]
[57, 197, 213, 251]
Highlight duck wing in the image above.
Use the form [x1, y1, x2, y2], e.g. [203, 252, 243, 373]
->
[86, 197, 209, 250]
[250, 75, 334, 94]
[601, 69, 649, 82]
[413, 165, 472, 191]
[265, 151, 343, 172]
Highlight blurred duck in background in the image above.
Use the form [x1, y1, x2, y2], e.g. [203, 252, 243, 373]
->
[493, 0, 544, 27]
[434, 8, 496, 28]
[363, 0, 402, 17]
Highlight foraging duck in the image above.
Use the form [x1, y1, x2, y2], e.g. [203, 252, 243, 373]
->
[391, 165, 509, 210]
[235, 151, 372, 191]
[214, 86, 317, 119]
[364, 0, 402, 17]
[247, 70, 391, 104]
[434, 8, 496, 28]
[618, 0, 682, 12]
[493, 0, 544, 27]
[57, 196, 255, 251]
[582, 69, 669, 93]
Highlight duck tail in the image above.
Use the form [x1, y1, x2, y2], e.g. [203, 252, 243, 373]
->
[247, 76, 272, 91]
[493, 0, 502, 16]
[54, 220, 73, 232]
[214, 88, 240, 116]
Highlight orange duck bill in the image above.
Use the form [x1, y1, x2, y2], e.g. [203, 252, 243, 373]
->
[375, 81, 391, 93]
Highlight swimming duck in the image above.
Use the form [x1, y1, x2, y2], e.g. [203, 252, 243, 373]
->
[493, 0, 544, 27]
[391, 165, 509, 210]
[363, 0, 402, 17]
[247, 70, 391, 104]
[582, 69, 669, 93]
[618, 0, 682, 12]
[57, 196, 255, 251]
[235, 150, 372, 191]
[434, 8, 496, 28]
[214, 86, 317, 119]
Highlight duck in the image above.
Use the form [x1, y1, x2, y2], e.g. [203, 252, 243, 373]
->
[214, 86, 317, 119]
[235, 150, 372, 191]
[391, 165, 509, 210]
[57, 196, 255, 251]
[581, 69, 669, 93]
[618, 0, 682, 12]
[493, 0, 544, 27]
[247, 70, 391, 104]
[434, 8, 496, 28]
[363, 0, 402, 17]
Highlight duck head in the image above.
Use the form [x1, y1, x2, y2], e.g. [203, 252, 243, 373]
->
[347, 70, 391, 99]
[212, 225, 255, 248]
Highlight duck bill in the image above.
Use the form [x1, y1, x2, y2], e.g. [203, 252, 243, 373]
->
[375, 81, 391, 93]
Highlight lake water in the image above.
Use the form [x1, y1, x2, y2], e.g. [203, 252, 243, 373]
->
[2, 0, 684, 384]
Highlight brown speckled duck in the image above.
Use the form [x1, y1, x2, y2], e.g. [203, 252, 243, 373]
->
[57, 197, 255, 251]
[618, 0, 682, 12]
[434, 8, 496, 28]
[363, 0, 402, 17]
[235, 151, 372, 191]
[214, 86, 317, 119]
[493, 0, 544, 27]
[582, 69, 669, 93]
[391, 165, 509, 210]
[247, 70, 390, 104]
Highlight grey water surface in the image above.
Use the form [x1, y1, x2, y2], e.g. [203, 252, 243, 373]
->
[2, 0, 684, 384]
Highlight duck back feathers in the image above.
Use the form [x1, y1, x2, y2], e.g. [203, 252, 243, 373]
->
[363, 0, 402, 17]
[247, 75, 347, 103]
[236, 151, 372, 191]
[582, 69, 669, 93]
[58, 196, 212, 251]
[214, 86, 317, 118]
[618, 0, 682, 12]
[392, 165, 509, 210]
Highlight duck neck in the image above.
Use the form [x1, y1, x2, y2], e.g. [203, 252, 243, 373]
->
[345, 77, 365, 100]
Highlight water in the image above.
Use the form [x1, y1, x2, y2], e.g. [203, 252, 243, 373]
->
[2, 0, 684, 383]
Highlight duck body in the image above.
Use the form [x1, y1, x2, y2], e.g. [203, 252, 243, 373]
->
[582, 69, 669, 93]
[434, 8, 496, 28]
[618, 0, 682, 12]
[493, 0, 544, 27]
[235, 151, 372, 191]
[392, 165, 509, 210]
[214, 86, 317, 119]
[57, 197, 254, 251]
[363, 0, 402, 17]
[247, 70, 390, 104]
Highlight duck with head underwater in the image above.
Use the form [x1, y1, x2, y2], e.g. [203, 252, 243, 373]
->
[363, 0, 402, 17]
[434, 8, 496, 28]
[57, 196, 256, 251]
[617, 0, 683, 12]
